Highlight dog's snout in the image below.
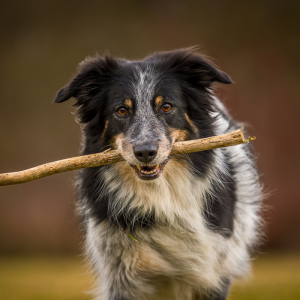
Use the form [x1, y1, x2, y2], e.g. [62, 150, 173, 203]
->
[134, 144, 158, 164]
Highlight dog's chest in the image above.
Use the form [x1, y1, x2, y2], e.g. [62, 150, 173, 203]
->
[102, 160, 211, 227]
[87, 214, 223, 293]
[87, 163, 224, 289]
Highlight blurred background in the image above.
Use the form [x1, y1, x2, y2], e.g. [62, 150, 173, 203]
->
[0, 1, 299, 299]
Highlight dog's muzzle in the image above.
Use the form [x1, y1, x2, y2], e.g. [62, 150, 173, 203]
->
[130, 158, 169, 180]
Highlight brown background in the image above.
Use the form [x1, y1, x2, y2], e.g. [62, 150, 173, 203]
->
[0, 0, 299, 254]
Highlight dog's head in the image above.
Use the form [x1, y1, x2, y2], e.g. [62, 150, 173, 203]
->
[55, 48, 232, 181]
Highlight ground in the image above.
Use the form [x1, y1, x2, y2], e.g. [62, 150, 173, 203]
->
[0, 253, 299, 300]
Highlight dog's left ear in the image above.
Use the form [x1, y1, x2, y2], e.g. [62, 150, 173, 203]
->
[183, 49, 233, 87]
[194, 58, 233, 86]
[158, 48, 233, 88]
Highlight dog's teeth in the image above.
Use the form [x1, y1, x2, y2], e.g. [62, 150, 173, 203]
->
[140, 167, 157, 175]
[137, 166, 141, 171]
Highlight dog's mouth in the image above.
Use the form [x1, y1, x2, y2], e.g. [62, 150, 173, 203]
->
[131, 158, 169, 180]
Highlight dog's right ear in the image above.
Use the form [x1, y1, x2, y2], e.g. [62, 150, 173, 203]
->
[54, 82, 75, 103]
[54, 55, 118, 104]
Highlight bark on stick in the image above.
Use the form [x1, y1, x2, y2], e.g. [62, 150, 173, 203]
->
[0, 129, 245, 186]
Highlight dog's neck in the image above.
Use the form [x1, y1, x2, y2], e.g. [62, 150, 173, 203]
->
[100, 157, 217, 229]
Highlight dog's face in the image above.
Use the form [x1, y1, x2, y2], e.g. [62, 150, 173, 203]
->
[55, 49, 232, 180]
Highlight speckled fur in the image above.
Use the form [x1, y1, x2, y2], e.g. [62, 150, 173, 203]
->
[54, 49, 263, 300]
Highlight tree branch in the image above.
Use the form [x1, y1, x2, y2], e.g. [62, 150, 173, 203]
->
[0, 129, 245, 186]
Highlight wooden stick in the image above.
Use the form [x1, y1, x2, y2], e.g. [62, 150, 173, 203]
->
[0, 129, 245, 186]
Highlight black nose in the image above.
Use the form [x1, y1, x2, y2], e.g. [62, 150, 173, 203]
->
[134, 143, 158, 163]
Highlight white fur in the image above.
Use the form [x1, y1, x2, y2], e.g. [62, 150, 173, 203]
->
[84, 106, 262, 299]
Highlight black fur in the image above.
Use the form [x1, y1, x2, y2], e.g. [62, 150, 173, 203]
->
[55, 48, 261, 300]
[202, 149, 236, 237]
[197, 279, 231, 300]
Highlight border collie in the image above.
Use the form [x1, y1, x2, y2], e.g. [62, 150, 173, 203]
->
[54, 48, 262, 300]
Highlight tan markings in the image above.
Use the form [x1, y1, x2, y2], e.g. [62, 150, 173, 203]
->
[136, 246, 170, 273]
[169, 128, 188, 142]
[155, 96, 164, 107]
[109, 133, 124, 150]
[164, 157, 189, 181]
[185, 113, 198, 134]
[124, 98, 132, 108]
[101, 120, 109, 138]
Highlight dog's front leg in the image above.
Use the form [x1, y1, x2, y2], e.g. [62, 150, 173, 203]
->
[98, 273, 155, 300]
[194, 279, 231, 300]
[88, 222, 161, 300]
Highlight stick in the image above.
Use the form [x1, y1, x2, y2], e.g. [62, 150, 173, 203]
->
[0, 129, 245, 186]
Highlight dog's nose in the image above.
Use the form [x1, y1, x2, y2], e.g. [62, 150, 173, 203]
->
[134, 144, 158, 164]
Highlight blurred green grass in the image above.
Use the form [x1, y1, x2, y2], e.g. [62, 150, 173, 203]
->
[0, 255, 95, 300]
[0, 253, 300, 300]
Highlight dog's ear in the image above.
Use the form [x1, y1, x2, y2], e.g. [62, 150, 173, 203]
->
[157, 48, 233, 88]
[191, 58, 233, 86]
[54, 55, 118, 104]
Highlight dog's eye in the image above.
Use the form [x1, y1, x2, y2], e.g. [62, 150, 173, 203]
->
[161, 103, 172, 112]
[117, 107, 128, 116]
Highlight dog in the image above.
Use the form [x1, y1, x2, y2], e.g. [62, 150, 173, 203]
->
[54, 48, 262, 300]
